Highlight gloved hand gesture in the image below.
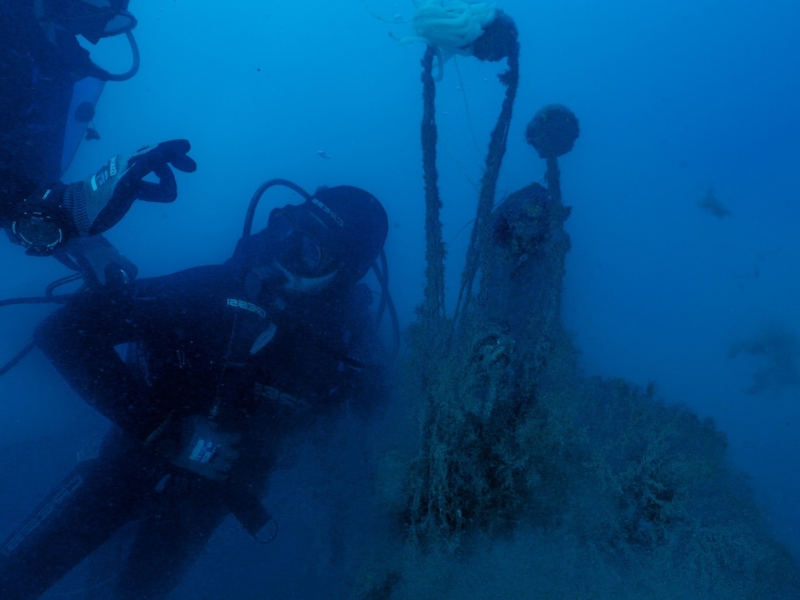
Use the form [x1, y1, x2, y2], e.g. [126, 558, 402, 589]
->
[68, 139, 197, 237]
[171, 415, 241, 482]
[10, 140, 195, 256]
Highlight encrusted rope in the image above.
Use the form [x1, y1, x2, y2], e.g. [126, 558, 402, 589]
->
[452, 41, 520, 329]
[420, 46, 447, 327]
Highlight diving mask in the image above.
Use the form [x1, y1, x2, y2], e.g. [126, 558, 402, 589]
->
[271, 208, 339, 279]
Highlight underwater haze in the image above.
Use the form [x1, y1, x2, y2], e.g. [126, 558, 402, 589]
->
[1, 0, 800, 598]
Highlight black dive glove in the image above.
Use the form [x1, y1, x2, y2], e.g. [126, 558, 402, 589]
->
[171, 416, 241, 482]
[70, 139, 197, 236]
[10, 140, 196, 256]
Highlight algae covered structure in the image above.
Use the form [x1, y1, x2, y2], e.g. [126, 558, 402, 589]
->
[362, 10, 800, 596]
[393, 141, 800, 600]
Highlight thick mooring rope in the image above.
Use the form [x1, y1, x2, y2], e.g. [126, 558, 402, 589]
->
[452, 41, 520, 329]
[420, 46, 447, 327]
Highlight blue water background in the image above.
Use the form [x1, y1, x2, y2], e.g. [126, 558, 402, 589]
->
[1, 0, 799, 596]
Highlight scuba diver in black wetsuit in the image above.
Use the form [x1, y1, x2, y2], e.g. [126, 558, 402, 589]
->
[0, 182, 391, 599]
[1, 0, 196, 284]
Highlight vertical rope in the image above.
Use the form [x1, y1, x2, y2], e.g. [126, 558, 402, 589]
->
[452, 42, 521, 328]
[420, 46, 447, 327]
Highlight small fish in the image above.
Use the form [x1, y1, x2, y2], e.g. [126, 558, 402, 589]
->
[317, 150, 331, 159]
[698, 187, 731, 218]
[85, 127, 100, 141]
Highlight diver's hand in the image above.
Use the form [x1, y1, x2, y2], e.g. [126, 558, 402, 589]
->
[116, 139, 198, 204]
[62, 235, 138, 288]
[171, 416, 241, 482]
[68, 139, 197, 237]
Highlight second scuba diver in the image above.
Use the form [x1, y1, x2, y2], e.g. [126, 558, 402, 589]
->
[0, 0, 196, 285]
[0, 182, 391, 599]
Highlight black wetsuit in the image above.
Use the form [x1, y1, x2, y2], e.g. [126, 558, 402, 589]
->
[0, 262, 383, 599]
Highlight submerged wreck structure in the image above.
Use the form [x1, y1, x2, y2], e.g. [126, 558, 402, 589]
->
[366, 4, 800, 598]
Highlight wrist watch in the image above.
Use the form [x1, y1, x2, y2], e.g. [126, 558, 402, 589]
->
[11, 185, 70, 256]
